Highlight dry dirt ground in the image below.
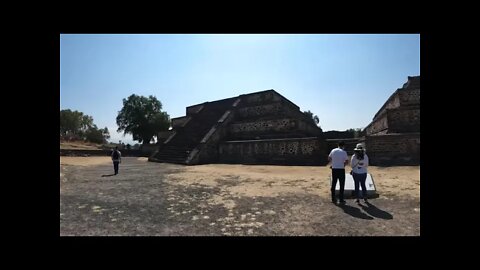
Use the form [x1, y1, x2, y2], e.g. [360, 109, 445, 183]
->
[60, 157, 420, 236]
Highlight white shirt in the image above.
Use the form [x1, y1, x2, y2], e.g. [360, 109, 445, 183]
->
[351, 154, 369, 174]
[328, 147, 348, 169]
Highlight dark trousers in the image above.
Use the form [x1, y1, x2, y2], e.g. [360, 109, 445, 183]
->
[331, 169, 345, 201]
[113, 161, 119, 174]
[353, 172, 367, 199]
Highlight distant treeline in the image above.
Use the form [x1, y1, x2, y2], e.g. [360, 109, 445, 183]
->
[323, 128, 365, 139]
[60, 109, 110, 144]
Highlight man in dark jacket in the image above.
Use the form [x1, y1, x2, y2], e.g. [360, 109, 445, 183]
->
[111, 146, 122, 175]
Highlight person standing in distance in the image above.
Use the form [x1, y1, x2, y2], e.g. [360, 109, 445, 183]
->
[111, 146, 122, 175]
[328, 141, 349, 204]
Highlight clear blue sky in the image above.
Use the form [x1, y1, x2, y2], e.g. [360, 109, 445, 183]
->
[60, 34, 420, 145]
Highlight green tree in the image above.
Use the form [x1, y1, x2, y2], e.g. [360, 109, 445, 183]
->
[60, 109, 75, 136]
[345, 128, 364, 138]
[85, 124, 105, 143]
[354, 128, 365, 138]
[80, 115, 94, 134]
[116, 94, 170, 144]
[102, 127, 110, 141]
[60, 109, 110, 143]
[303, 110, 320, 127]
[60, 109, 91, 139]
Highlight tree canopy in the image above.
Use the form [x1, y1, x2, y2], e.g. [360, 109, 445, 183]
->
[60, 109, 92, 137]
[303, 110, 320, 127]
[116, 94, 170, 144]
[60, 109, 110, 143]
[345, 128, 365, 138]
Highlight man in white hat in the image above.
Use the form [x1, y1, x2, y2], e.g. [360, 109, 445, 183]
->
[328, 141, 349, 204]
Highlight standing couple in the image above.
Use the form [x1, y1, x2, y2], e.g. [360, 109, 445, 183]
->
[328, 142, 369, 204]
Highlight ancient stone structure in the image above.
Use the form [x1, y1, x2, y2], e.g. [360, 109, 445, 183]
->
[364, 76, 420, 165]
[149, 90, 327, 165]
[326, 138, 364, 156]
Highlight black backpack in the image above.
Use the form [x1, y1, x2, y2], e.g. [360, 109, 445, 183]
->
[112, 150, 119, 159]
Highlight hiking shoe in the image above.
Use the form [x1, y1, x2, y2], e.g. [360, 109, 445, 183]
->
[339, 200, 346, 204]
[355, 199, 360, 204]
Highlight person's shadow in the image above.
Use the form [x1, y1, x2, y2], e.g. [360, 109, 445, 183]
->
[101, 174, 115, 177]
[359, 201, 393, 220]
[337, 203, 374, 220]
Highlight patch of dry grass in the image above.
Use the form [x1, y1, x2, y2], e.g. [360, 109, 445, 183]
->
[60, 141, 103, 150]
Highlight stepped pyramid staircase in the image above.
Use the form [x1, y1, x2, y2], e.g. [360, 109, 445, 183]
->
[149, 90, 327, 165]
[149, 97, 237, 164]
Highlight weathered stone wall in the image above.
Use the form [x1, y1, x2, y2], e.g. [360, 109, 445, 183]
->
[297, 119, 323, 136]
[399, 88, 420, 106]
[236, 101, 301, 120]
[219, 138, 327, 165]
[229, 118, 319, 138]
[186, 104, 204, 115]
[231, 118, 295, 133]
[326, 138, 364, 156]
[365, 114, 389, 135]
[187, 110, 236, 165]
[387, 107, 420, 133]
[365, 133, 420, 166]
[171, 116, 190, 128]
[152, 89, 326, 166]
[366, 107, 420, 136]
[157, 130, 173, 144]
[237, 102, 284, 119]
[363, 76, 420, 166]
[140, 144, 158, 155]
[370, 76, 419, 124]
[242, 90, 283, 105]
[236, 90, 301, 118]
[373, 94, 401, 121]
[193, 126, 225, 164]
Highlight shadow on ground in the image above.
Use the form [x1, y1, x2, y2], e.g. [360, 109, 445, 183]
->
[359, 201, 393, 220]
[336, 203, 374, 220]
